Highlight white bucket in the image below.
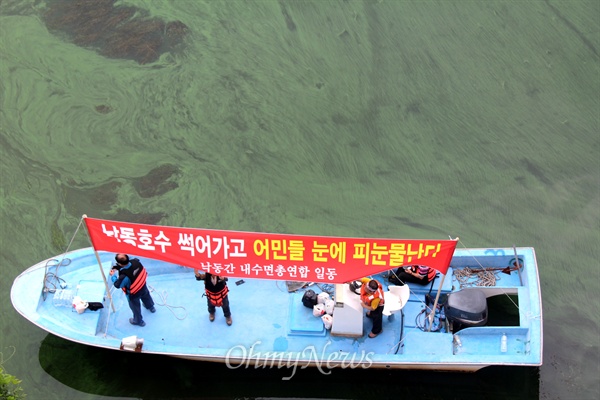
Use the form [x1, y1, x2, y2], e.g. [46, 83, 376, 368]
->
[72, 296, 88, 314]
[321, 314, 333, 330]
[324, 299, 335, 315]
[313, 303, 325, 317]
[121, 335, 144, 352]
[317, 292, 330, 304]
[75, 302, 88, 314]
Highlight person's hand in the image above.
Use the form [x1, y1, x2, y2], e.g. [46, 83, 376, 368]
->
[110, 269, 115, 276]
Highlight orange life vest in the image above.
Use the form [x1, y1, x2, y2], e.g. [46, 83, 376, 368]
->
[360, 281, 385, 309]
[425, 267, 437, 281]
[415, 265, 437, 282]
[206, 286, 229, 307]
[204, 274, 229, 307]
[118, 259, 148, 295]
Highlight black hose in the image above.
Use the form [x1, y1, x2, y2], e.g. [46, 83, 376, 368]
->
[395, 309, 405, 354]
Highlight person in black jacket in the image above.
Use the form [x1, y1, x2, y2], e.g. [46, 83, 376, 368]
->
[389, 265, 437, 286]
[194, 269, 232, 326]
[110, 253, 155, 327]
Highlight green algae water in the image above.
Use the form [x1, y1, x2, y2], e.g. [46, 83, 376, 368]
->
[1, 0, 598, 399]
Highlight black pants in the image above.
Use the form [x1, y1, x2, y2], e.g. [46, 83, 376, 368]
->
[368, 305, 384, 334]
[128, 284, 155, 324]
[391, 270, 431, 286]
[207, 295, 231, 318]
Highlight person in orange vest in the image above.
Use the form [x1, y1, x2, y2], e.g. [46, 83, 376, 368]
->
[389, 265, 437, 286]
[110, 253, 156, 327]
[359, 278, 385, 338]
[195, 270, 232, 326]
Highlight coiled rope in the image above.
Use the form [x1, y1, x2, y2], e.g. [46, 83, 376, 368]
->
[148, 284, 188, 320]
[454, 267, 500, 288]
[42, 217, 85, 299]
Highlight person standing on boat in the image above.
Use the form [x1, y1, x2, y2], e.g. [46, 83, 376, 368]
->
[195, 270, 232, 326]
[359, 278, 385, 338]
[389, 265, 436, 286]
[110, 253, 156, 327]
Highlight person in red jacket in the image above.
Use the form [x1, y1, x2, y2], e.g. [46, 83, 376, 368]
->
[359, 278, 385, 338]
[195, 269, 232, 326]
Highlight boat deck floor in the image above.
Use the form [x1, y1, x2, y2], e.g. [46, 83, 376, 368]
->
[46, 266, 455, 360]
[18, 249, 536, 369]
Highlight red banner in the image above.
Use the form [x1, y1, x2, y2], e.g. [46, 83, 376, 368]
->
[84, 217, 457, 284]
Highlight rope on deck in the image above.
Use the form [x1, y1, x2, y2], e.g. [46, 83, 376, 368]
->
[454, 267, 500, 288]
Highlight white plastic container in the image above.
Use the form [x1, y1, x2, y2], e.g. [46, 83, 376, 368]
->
[63, 289, 74, 306]
[501, 333, 508, 353]
[121, 336, 144, 352]
[317, 292, 330, 304]
[324, 299, 335, 315]
[321, 314, 333, 330]
[53, 289, 74, 307]
[72, 296, 88, 314]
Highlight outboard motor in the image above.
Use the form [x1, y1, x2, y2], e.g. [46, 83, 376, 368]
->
[445, 288, 488, 333]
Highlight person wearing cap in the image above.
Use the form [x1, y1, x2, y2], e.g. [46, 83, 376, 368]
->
[359, 278, 385, 338]
[195, 270, 232, 326]
[110, 253, 156, 327]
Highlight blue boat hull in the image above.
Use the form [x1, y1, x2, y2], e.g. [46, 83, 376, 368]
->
[11, 246, 543, 372]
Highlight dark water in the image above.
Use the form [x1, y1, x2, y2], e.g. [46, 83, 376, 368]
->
[1, 0, 598, 399]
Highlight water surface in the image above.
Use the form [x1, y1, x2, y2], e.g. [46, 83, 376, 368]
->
[1, 0, 598, 399]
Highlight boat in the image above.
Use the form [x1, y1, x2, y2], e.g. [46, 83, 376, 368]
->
[11, 216, 543, 374]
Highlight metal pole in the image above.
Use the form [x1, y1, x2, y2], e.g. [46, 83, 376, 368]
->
[82, 214, 116, 312]
[427, 273, 446, 332]
[513, 245, 523, 286]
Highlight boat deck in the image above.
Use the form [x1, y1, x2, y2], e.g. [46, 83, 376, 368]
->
[11, 247, 542, 371]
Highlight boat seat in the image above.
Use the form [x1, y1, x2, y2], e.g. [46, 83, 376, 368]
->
[288, 292, 326, 336]
[76, 279, 107, 303]
[382, 284, 410, 316]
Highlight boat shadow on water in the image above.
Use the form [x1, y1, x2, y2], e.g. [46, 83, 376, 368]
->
[39, 334, 539, 399]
